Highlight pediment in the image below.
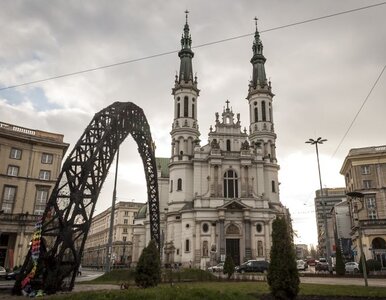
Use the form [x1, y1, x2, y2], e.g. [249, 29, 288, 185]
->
[221, 200, 250, 210]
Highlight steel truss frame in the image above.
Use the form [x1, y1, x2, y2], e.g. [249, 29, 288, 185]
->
[14, 102, 160, 294]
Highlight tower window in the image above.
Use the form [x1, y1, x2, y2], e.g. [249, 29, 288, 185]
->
[192, 104, 195, 119]
[271, 180, 276, 193]
[185, 239, 190, 252]
[184, 96, 189, 117]
[170, 180, 173, 192]
[226, 139, 231, 151]
[269, 103, 272, 122]
[177, 103, 181, 118]
[177, 178, 182, 191]
[223, 170, 238, 198]
[262, 101, 266, 121]
[254, 107, 258, 122]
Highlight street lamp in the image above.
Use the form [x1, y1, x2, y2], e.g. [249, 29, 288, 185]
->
[306, 137, 333, 274]
[346, 191, 368, 287]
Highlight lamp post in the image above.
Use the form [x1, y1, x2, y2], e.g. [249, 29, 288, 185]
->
[306, 137, 333, 274]
[346, 191, 368, 287]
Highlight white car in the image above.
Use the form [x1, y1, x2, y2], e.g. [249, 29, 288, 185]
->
[296, 260, 307, 271]
[0, 266, 6, 279]
[345, 262, 359, 273]
[207, 262, 224, 272]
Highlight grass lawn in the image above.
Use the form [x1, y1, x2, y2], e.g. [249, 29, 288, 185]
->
[46, 281, 386, 299]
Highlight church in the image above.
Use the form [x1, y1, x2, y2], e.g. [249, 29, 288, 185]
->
[132, 15, 288, 269]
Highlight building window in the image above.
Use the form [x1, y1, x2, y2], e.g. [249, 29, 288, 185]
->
[41, 153, 53, 164]
[34, 188, 49, 215]
[366, 197, 376, 209]
[261, 101, 266, 121]
[226, 139, 231, 151]
[256, 223, 262, 233]
[185, 239, 190, 252]
[177, 103, 181, 118]
[223, 169, 238, 198]
[124, 219, 128, 225]
[177, 178, 182, 191]
[184, 96, 189, 117]
[254, 107, 258, 122]
[269, 103, 272, 122]
[7, 165, 19, 176]
[361, 165, 370, 175]
[123, 228, 128, 234]
[170, 180, 173, 192]
[271, 180, 276, 193]
[363, 180, 372, 189]
[10, 148, 22, 160]
[123, 236, 127, 242]
[202, 223, 209, 233]
[368, 210, 377, 220]
[124, 211, 129, 217]
[2, 186, 17, 213]
[39, 170, 51, 180]
[192, 104, 195, 119]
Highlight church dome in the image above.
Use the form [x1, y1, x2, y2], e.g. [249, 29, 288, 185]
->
[135, 203, 147, 219]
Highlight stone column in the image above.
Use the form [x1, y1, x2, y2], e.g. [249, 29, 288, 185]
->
[219, 210, 225, 260]
[243, 210, 252, 260]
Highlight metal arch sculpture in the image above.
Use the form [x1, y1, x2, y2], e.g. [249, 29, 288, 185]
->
[14, 102, 160, 294]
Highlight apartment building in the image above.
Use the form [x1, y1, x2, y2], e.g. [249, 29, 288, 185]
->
[341, 145, 386, 268]
[0, 122, 68, 268]
[82, 201, 143, 268]
[314, 187, 346, 257]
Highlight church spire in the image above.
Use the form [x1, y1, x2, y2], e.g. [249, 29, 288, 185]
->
[177, 10, 195, 84]
[250, 17, 267, 89]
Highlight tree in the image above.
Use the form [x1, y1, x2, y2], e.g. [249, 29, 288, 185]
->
[223, 255, 235, 279]
[335, 244, 345, 275]
[135, 240, 161, 288]
[267, 217, 300, 300]
[358, 254, 369, 275]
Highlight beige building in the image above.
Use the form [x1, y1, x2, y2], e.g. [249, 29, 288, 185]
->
[0, 121, 68, 269]
[82, 201, 143, 268]
[341, 145, 386, 268]
[314, 187, 346, 257]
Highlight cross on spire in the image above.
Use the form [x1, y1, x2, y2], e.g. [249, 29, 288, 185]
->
[226, 99, 230, 109]
[254, 16, 258, 30]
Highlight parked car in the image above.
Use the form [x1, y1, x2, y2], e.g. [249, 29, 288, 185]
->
[315, 261, 329, 272]
[345, 262, 359, 273]
[297, 260, 307, 271]
[306, 258, 316, 266]
[236, 260, 269, 273]
[0, 266, 6, 279]
[207, 262, 224, 272]
[5, 269, 21, 280]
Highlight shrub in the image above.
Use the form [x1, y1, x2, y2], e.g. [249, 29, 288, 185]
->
[366, 259, 382, 272]
[267, 217, 299, 300]
[335, 244, 345, 276]
[135, 240, 161, 288]
[358, 255, 369, 275]
[223, 255, 235, 279]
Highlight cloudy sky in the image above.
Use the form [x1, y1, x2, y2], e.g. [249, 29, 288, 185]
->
[1, 1, 385, 246]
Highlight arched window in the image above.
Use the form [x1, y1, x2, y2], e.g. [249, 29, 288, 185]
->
[226, 139, 231, 151]
[184, 96, 189, 117]
[271, 180, 276, 193]
[185, 239, 190, 252]
[177, 103, 180, 118]
[269, 103, 272, 122]
[170, 180, 173, 192]
[254, 107, 258, 122]
[223, 170, 238, 198]
[262, 101, 266, 121]
[177, 178, 182, 191]
[192, 104, 195, 119]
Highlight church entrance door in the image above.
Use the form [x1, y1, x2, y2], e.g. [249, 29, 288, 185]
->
[226, 239, 240, 266]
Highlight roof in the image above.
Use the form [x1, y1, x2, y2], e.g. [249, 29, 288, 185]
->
[156, 157, 169, 177]
[135, 203, 148, 219]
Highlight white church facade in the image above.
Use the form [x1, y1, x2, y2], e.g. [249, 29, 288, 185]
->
[132, 15, 288, 269]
